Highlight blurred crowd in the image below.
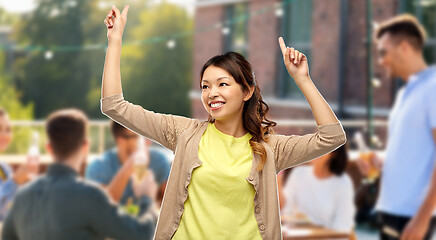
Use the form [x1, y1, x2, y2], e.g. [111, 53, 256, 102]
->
[0, 13, 434, 240]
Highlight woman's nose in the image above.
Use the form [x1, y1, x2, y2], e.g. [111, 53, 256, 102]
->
[209, 87, 219, 99]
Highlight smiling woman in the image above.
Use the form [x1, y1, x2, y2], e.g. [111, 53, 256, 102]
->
[199, 53, 276, 172]
[100, 5, 346, 240]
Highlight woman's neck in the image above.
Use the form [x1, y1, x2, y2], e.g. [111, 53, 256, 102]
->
[214, 117, 247, 138]
[312, 163, 332, 179]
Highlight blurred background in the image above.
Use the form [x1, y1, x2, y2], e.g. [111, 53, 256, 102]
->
[0, 0, 435, 239]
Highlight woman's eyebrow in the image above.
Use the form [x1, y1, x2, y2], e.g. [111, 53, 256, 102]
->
[201, 77, 231, 82]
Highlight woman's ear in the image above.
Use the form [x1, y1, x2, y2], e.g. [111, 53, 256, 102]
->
[244, 86, 255, 101]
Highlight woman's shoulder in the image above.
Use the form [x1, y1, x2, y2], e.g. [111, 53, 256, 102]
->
[331, 173, 354, 191]
[288, 165, 313, 180]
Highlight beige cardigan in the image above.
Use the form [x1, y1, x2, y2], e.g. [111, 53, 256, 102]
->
[101, 93, 347, 240]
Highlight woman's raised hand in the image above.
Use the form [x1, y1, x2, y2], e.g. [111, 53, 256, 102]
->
[278, 37, 310, 84]
[104, 5, 129, 41]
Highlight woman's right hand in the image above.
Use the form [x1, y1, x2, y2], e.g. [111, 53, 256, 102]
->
[278, 37, 310, 83]
[104, 5, 130, 41]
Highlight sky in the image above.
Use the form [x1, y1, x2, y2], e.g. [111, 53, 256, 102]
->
[0, 0, 36, 13]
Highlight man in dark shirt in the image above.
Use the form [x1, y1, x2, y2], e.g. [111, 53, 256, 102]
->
[2, 109, 156, 240]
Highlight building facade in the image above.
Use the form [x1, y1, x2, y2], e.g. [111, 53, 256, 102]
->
[191, 0, 436, 138]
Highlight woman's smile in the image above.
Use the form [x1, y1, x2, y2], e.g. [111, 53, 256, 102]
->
[201, 66, 247, 121]
[209, 101, 225, 111]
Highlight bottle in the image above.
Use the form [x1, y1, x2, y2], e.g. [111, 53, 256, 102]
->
[354, 131, 378, 182]
[27, 131, 40, 179]
[133, 136, 149, 182]
[27, 131, 40, 158]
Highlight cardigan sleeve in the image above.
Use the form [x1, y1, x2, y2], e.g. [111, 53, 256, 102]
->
[269, 122, 346, 173]
[101, 93, 199, 152]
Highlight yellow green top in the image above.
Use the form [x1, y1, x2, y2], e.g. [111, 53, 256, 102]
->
[172, 123, 262, 239]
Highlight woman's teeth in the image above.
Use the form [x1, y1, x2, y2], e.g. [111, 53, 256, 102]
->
[211, 103, 224, 108]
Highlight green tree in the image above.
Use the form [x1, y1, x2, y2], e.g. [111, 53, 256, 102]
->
[122, 3, 193, 117]
[80, 0, 149, 118]
[11, 0, 192, 119]
[11, 0, 153, 119]
[0, 51, 34, 154]
[0, 7, 19, 25]
[12, 0, 95, 118]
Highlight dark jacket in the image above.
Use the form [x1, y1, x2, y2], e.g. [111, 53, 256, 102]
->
[2, 163, 156, 240]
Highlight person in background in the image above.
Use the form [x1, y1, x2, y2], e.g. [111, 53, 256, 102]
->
[359, 14, 436, 240]
[282, 145, 355, 233]
[85, 120, 171, 210]
[2, 109, 157, 240]
[0, 108, 38, 221]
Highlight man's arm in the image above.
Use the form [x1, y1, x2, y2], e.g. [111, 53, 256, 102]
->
[401, 128, 436, 240]
[106, 157, 134, 203]
[86, 158, 133, 203]
[86, 185, 156, 240]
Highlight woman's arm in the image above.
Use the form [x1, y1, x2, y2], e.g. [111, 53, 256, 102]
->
[270, 38, 346, 172]
[99, 6, 198, 152]
[101, 5, 129, 98]
[278, 37, 339, 126]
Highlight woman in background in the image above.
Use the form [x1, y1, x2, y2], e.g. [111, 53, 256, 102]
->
[282, 145, 355, 233]
[0, 108, 38, 220]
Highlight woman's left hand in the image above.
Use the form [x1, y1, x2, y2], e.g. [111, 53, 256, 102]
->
[278, 37, 310, 84]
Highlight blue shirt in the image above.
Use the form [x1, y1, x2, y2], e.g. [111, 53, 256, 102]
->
[0, 161, 18, 221]
[85, 147, 171, 211]
[376, 66, 436, 216]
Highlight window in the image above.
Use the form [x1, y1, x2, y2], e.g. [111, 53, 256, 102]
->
[400, 0, 436, 63]
[223, 3, 248, 56]
[277, 0, 313, 99]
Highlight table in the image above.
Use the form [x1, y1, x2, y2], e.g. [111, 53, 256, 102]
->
[282, 223, 350, 240]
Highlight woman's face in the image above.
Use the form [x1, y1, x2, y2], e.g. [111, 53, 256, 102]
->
[0, 115, 12, 152]
[201, 66, 251, 122]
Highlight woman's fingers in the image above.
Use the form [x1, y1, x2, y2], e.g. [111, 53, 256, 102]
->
[297, 51, 303, 65]
[105, 5, 128, 29]
[278, 37, 287, 56]
[294, 50, 300, 64]
[284, 47, 290, 63]
[121, 5, 130, 19]
[289, 47, 295, 63]
[105, 10, 114, 27]
[104, 18, 113, 29]
[278, 37, 306, 66]
[112, 5, 121, 20]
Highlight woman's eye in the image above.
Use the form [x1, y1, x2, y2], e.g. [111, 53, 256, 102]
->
[220, 83, 228, 86]
[202, 85, 209, 89]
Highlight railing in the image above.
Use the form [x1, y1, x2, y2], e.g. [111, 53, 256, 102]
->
[3, 119, 387, 164]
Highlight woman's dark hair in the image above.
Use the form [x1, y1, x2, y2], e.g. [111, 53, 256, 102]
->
[200, 52, 277, 171]
[327, 144, 349, 176]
